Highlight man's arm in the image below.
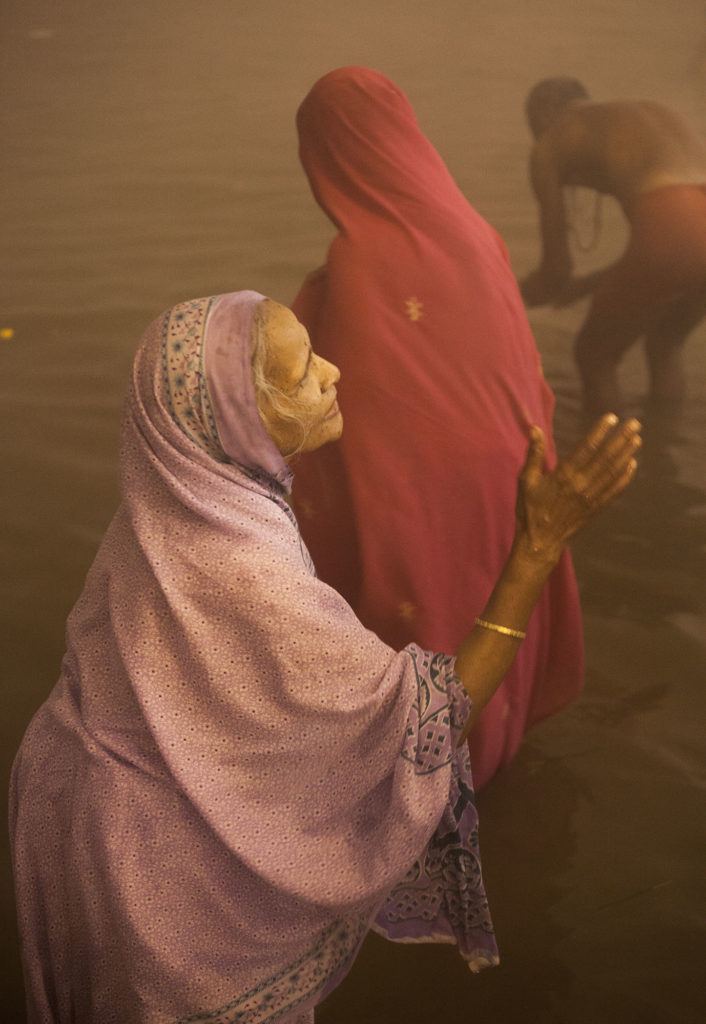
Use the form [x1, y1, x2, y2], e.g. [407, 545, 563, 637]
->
[520, 140, 573, 306]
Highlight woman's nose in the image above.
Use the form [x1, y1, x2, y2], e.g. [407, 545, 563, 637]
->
[319, 357, 340, 390]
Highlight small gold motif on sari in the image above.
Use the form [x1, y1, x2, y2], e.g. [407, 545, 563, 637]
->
[398, 600, 417, 623]
[405, 297, 424, 322]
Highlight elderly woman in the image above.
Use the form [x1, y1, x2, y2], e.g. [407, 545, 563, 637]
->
[290, 66, 586, 791]
[10, 290, 640, 1024]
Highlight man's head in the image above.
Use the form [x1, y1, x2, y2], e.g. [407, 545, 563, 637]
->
[525, 77, 589, 137]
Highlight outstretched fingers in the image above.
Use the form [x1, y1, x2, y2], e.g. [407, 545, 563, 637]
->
[570, 415, 642, 509]
[594, 454, 638, 507]
[569, 413, 620, 470]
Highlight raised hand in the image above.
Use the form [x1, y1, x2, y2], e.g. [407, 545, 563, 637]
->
[514, 414, 641, 565]
[455, 413, 639, 733]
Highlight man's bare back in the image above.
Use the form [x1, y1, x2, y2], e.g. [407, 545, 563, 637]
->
[520, 77, 706, 413]
[537, 99, 706, 212]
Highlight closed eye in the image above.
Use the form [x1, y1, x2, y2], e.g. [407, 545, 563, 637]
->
[292, 347, 313, 393]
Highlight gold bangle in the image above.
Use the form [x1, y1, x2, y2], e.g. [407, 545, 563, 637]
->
[474, 617, 527, 641]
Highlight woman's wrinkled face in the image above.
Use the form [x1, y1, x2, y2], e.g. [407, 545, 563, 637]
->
[257, 302, 343, 457]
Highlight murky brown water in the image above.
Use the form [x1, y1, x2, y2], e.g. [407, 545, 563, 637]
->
[2, 1, 705, 1021]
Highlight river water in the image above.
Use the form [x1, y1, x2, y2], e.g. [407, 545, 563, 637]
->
[2, 1, 705, 1021]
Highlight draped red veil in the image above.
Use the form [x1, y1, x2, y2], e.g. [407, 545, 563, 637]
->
[291, 66, 584, 788]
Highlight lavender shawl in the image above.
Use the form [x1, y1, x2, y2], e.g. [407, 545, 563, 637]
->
[10, 292, 498, 1024]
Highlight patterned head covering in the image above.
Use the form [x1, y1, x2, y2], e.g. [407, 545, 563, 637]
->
[143, 290, 293, 491]
[162, 295, 229, 462]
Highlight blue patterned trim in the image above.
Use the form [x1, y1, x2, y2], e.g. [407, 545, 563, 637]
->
[169, 916, 368, 1024]
[376, 652, 495, 959]
[161, 296, 224, 460]
[400, 648, 456, 775]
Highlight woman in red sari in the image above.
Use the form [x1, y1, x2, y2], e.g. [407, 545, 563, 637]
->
[291, 66, 584, 789]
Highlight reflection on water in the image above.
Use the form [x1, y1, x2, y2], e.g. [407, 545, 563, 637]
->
[574, 405, 706, 621]
[2, 0, 706, 1020]
[318, 750, 585, 1024]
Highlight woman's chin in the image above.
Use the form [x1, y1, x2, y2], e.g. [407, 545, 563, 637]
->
[329, 411, 344, 442]
[305, 414, 343, 454]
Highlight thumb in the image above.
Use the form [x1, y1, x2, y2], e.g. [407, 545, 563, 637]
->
[521, 425, 546, 487]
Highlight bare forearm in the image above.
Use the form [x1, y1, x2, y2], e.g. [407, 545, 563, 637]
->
[538, 208, 571, 285]
[530, 146, 572, 286]
[455, 539, 557, 737]
[521, 200, 573, 305]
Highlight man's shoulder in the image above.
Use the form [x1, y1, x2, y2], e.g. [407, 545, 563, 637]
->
[531, 108, 592, 160]
[535, 100, 664, 158]
[563, 98, 689, 135]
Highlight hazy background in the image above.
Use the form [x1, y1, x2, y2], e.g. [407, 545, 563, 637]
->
[2, 1, 705, 1020]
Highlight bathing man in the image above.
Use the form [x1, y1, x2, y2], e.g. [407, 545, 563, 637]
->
[520, 77, 706, 413]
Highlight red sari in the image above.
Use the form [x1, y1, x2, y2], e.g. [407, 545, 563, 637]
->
[291, 66, 584, 789]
